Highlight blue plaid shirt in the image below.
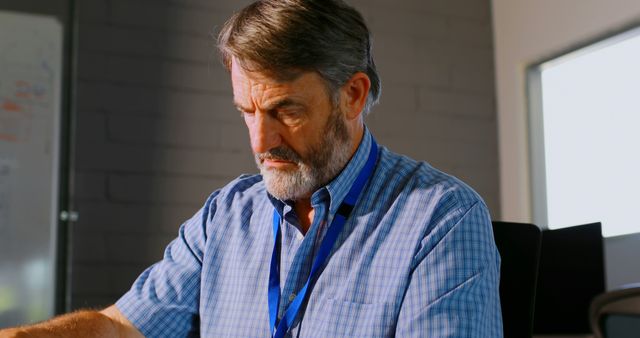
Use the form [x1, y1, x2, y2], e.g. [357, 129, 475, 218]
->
[116, 129, 503, 337]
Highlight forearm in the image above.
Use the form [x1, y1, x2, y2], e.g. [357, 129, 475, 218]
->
[0, 310, 120, 338]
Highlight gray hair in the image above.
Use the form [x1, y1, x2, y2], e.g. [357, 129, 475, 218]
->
[217, 0, 381, 115]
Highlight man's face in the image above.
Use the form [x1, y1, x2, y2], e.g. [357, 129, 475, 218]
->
[231, 59, 353, 200]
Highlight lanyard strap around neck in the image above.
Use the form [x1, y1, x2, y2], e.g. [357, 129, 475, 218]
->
[268, 138, 378, 338]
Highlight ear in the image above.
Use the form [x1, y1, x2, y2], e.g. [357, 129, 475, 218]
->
[340, 72, 371, 121]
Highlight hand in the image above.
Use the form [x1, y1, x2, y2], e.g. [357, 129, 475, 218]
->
[0, 306, 143, 338]
[0, 327, 29, 338]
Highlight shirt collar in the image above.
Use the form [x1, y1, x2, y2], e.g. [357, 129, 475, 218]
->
[267, 127, 373, 218]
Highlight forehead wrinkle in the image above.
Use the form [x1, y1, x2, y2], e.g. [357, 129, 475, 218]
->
[263, 98, 306, 114]
[248, 80, 307, 113]
[232, 60, 326, 114]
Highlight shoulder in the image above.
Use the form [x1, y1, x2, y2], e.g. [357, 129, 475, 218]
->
[375, 146, 485, 212]
[218, 173, 266, 197]
[201, 173, 267, 217]
[191, 173, 270, 241]
[374, 147, 496, 263]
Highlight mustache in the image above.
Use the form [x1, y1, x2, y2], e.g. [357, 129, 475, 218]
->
[256, 146, 302, 163]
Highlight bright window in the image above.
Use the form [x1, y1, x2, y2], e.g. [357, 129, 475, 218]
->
[529, 26, 640, 238]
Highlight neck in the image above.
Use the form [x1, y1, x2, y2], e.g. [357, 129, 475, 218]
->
[293, 198, 314, 234]
[349, 123, 365, 159]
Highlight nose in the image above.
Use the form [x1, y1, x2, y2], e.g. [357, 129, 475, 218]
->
[248, 112, 281, 154]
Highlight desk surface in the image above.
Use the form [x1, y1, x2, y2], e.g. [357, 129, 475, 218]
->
[534, 335, 593, 338]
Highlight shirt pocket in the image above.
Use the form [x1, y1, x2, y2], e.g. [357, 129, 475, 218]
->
[300, 298, 396, 338]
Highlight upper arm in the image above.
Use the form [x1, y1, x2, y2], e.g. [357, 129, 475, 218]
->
[395, 201, 503, 337]
[101, 305, 145, 338]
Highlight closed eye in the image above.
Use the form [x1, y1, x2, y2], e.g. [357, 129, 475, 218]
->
[237, 108, 250, 117]
[234, 104, 253, 118]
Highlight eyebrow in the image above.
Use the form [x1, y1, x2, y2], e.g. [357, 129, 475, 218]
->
[234, 98, 304, 113]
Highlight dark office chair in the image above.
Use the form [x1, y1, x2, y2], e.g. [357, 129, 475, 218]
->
[491, 221, 542, 338]
[590, 284, 640, 338]
[533, 222, 605, 335]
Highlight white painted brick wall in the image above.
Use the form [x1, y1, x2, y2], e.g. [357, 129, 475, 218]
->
[71, 0, 499, 308]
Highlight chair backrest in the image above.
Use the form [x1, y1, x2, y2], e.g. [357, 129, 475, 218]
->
[533, 222, 605, 334]
[590, 284, 640, 338]
[492, 221, 542, 338]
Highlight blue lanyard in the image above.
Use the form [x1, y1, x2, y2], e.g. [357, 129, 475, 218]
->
[268, 139, 378, 338]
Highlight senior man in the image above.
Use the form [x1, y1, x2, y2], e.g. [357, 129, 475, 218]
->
[0, 0, 502, 337]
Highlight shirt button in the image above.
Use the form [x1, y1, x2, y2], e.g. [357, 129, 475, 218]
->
[289, 294, 296, 302]
[296, 232, 304, 241]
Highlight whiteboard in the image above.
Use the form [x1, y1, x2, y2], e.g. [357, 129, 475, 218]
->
[0, 10, 63, 326]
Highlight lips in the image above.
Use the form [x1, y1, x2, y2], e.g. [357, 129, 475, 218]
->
[256, 146, 303, 170]
[260, 145, 301, 159]
[262, 158, 296, 169]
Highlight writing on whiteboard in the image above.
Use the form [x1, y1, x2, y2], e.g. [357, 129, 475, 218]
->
[0, 32, 54, 144]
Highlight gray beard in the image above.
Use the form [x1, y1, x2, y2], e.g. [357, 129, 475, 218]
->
[255, 110, 352, 201]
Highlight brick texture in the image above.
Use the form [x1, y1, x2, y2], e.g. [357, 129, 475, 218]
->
[71, 0, 500, 308]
